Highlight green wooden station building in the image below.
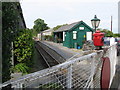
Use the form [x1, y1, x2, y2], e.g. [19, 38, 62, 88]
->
[54, 21, 94, 49]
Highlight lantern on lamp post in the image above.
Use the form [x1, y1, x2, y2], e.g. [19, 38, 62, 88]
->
[91, 15, 100, 31]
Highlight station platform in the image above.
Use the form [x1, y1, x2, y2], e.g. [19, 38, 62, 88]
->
[41, 41, 79, 60]
[40, 41, 95, 60]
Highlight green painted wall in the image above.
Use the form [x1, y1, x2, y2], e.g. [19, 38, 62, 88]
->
[63, 23, 93, 49]
[63, 31, 71, 48]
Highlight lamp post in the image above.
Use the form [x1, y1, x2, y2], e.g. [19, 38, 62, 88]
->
[91, 15, 100, 32]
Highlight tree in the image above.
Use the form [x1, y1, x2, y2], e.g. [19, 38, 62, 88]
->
[2, 2, 21, 82]
[33, 18, 49, 34]
[53, 24, 68, 31]
[2, 2, 27, 82]
[101, 29, 114, 37]
[113, 33, 120, 37]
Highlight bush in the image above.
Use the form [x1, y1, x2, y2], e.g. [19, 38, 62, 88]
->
[44, 35, 53, 41]
[11, 63, 29, 74]
[13, 29, 34, 74]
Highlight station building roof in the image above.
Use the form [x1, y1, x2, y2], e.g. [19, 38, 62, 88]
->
[54, 21, 93, 33]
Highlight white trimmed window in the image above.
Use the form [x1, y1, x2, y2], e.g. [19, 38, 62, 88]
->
[79, 27, 84, 30]
[73, 31, 77, 39]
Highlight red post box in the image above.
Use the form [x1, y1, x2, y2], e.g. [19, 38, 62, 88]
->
[93, 30, 104, 48]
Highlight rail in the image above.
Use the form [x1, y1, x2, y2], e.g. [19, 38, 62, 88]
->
[37, 41, 66, 63]
[35, 42, 60, 67]
[0, 43, 117, 89]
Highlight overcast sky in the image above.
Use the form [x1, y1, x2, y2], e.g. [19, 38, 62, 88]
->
[20, 0, 119, 33]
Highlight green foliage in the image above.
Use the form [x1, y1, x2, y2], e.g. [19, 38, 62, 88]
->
[100, 29, 120, 37]
[53, 24, 68, 31]
[44, 35, 53, 41]
[101, 29, 114, 37]
[30, 29, 37, 37]
[14, 29, 34, 74]
[11, 63, 29, 74]
[2, 2, 21, 82]
[113, 33, 120, 37]
[33, 18, 49, 35]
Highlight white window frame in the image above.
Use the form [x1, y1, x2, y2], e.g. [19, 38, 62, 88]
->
[63, 32, 65, 41]
[73, 31, 77, 39]
[79, 27, 84, 30]
[86, 32, 92, 41]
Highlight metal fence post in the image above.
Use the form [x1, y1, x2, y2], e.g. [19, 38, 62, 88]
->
[67, 64, 72, 89]
[12, 83, 23, 90]
[85, 56, 95, 88]
[91, 56, 95, 88]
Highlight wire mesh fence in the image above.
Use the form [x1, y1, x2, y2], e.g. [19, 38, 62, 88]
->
[104, 43, 117, 87]
[0, 43, 117, 89]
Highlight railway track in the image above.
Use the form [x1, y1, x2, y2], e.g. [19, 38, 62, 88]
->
[35, 41, 61, 67]
[35, 41, 67, 88]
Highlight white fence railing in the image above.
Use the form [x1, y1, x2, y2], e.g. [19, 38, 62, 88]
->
[0, 44, 117, 89]
[104, 43, 118, 87]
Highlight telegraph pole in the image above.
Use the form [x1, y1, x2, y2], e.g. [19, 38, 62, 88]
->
[111, 16, 113, 32]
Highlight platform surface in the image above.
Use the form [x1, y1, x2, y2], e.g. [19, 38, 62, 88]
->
[41, 41, 84, 60]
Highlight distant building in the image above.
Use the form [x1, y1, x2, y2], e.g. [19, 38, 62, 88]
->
[54, 21, 94, 49]
[42, 28, 53, 36]
[118, 1, 120, 33]
[37, 29, 54, 40]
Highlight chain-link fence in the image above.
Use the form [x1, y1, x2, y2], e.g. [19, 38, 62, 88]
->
[0, 44, 117, 89]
